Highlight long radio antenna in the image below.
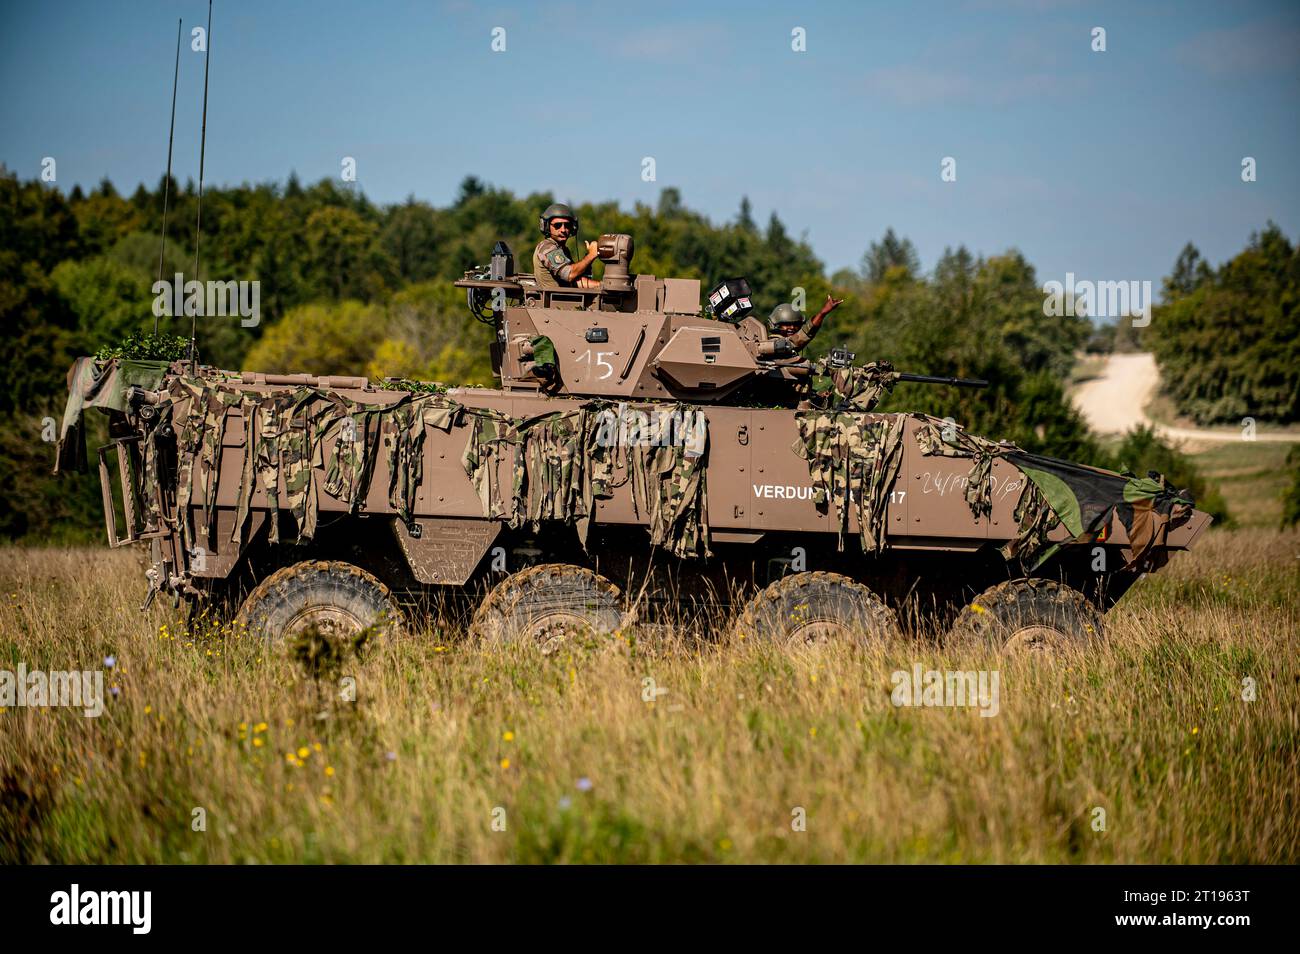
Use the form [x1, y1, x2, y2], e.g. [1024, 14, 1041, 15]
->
[189, 0, 213, 373]
[155, 17, 182, 334]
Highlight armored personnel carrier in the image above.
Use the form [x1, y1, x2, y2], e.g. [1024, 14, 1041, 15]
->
[56, 233, 1211, 651]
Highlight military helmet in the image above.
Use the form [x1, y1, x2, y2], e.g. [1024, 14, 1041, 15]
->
[539, 202, 579, 235]
[768, 303, 805, 330]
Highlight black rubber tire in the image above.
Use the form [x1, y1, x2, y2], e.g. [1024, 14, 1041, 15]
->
[949, 578, 1103, 654]
[234, 560, 403, 644]
[469, 563, 623, 653]
[733, 571, 900, 647]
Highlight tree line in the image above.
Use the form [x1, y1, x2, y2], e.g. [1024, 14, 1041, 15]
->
[0, 167, 1268, 539]
[1148, 227, 1299, 426]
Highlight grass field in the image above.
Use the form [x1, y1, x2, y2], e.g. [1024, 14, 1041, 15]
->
[1189, 441, 1294, 529]
[1, 528, 1296, 864]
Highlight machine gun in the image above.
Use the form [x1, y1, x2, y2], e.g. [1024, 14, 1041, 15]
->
[896, 372, 989, 389]
[826, 347, 988, 389]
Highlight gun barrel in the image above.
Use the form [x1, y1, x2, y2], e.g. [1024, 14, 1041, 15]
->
[895, 373, 989, 388]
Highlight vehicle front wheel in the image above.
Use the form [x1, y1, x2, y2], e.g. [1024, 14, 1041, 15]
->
[949, 578, 1103, 654]
[234, 560, 403, 644]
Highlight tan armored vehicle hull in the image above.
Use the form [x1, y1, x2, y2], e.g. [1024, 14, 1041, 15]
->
[56, 240, 1211, 649]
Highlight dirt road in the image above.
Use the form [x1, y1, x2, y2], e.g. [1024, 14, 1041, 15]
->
[1070, 352, 1300, 443]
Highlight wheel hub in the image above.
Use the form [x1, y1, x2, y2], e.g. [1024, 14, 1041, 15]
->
[1004, 624, 1068, 654]
[284, 606, 366, 642]
[788, 618, 849, 646]
[529, 613, 595, 654]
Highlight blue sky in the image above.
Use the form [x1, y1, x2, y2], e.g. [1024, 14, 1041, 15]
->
[2, 0, 1298, 290]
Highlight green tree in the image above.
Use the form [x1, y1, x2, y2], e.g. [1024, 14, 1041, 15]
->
[244, 300, 386, 375]
[860, 227, 920, 282]
[303, 206, 393, 300]
[1150, 223, 1300, 424]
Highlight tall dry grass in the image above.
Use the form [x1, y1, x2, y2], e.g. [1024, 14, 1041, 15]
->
[0, 530, 1296, 863]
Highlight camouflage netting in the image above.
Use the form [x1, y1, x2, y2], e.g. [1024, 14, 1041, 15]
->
[60, 362, 713, 560]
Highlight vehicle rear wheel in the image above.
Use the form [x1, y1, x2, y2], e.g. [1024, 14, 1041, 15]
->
[733, 571, 900, 647]
[469, 563, 623, 653]
[949, 578, 1103, 654]
[234, 560, 403, 644]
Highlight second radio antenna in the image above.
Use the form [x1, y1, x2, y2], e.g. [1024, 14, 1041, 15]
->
[189, 0, 213, 373]
[155, 17, 182, 335]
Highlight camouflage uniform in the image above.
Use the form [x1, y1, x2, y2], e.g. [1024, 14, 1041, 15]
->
[762, 321, 821, 359]
[763, 303, 822, 358]
[779, 322, 819, 352]
[533, 238, 579, 289]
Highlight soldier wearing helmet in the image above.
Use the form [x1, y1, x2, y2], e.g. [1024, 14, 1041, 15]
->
[759, 294, 845, 358]
[533, 203, 600, 290]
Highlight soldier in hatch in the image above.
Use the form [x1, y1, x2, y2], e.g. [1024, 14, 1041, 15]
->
[759, 294, 845, 358]
[533, 203, 600, 290]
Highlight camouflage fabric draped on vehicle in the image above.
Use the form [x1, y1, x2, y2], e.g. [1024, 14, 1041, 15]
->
[119, 379, 713, 558]
[793, 411, 906, 553]
[458, 400, 712, 558]
[55, 357, 172, 473]
[913, 414, 1018, 520]
[115, 377, 466, 551]
[624, 405, 711, 559]
[810, 360, 901, 412]
[460, 410, 522, 523]
[520, 410, 585, 525]
[999, 480, 1059, 566]
[385, 396, 458, 527]
[913, 417, 1195, 570]
[1007, 455, 1194, 570]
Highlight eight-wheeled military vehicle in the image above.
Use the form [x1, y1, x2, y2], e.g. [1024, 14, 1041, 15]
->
[56, 233, 1211, 651]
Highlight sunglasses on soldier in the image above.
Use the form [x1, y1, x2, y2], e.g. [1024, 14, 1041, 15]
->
[549, 220, 573, 231]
